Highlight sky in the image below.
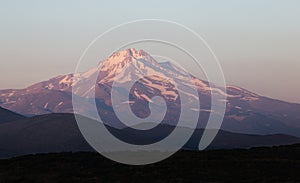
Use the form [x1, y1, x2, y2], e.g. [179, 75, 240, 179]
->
[0, 0, 300, 103]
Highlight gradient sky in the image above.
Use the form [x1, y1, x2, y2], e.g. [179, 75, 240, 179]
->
[1, 0, 299, 103]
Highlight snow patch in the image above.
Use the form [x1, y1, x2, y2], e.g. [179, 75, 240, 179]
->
[227, 86, 242, 91]
[8, 92, 15, 97]
[121, 101, 135, 104]
[59, 75, 73, 86]
[46, 83, 54, 90]
[4, 101, 16, 104]
[241, 96, 259, 101]
[235, 106, 242, 110]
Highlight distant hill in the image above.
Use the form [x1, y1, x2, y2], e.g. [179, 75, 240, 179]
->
[1, 144, 300, 182]
[0, 113, 92, 158]
[0, 113, 299, 158]
[0, 106, 25, 124]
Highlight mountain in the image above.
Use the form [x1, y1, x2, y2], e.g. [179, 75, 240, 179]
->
[0, 48, 300, 137]
[0, 106, 25, 124]
[0, 113, 299, 158]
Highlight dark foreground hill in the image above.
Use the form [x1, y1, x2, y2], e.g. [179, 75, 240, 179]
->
[0, 106, 25, 124]
[1, 113, 300, 158]
[1, 144, 300, 182]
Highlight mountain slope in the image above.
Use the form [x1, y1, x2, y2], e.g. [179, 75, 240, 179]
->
[0, 113, 93, 158]
[0, 48, 300, 137]
[0, 107, 25, 124]
[0, 113, 299, 158]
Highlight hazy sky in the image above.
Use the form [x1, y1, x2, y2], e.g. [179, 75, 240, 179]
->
[1, 0, 299, 103]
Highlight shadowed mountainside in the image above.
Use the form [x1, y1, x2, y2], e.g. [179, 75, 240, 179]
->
[0, 106, 25, 124]
[0, 113, 299, 158]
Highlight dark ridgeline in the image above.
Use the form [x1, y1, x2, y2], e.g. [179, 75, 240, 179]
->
[0, 144, 300, 182]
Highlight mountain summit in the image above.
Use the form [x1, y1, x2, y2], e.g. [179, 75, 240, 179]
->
[107, 48, 154, 62]
[98, 48, 164, 84]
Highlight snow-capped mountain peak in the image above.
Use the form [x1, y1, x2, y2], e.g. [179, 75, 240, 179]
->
[102, 48, 157, 69]
[109, 48, 150, 60]
[2, 48, 300, 138]
[98, 48, 164, 83]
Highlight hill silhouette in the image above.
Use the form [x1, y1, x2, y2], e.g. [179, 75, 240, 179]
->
[0, 144, 300, 182]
